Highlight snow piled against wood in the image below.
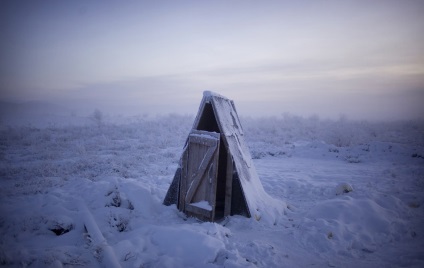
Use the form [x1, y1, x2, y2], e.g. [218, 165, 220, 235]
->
[191, 200, 213, 211]
[1, 114, 423, 267]
[204, 92, 285, 224]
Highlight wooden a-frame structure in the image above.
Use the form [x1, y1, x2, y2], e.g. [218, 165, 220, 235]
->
[164, 91, 281, 222]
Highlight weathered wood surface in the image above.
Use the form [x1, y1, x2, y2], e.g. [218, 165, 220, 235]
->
[185, 203, 212, 219]
[224, 151, 233, 216]
[179, 147, 189, 212]
[182, 130, 220, 221]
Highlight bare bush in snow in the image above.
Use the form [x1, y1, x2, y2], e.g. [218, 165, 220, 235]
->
[91, 109, 103, 127]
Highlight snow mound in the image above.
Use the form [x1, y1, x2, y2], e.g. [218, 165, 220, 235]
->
[149, 225, 225, 267]
[335, 182, 354, 195]
[301, 195, 409, 258]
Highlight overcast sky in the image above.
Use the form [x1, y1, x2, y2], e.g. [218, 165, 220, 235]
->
[1, 0, 423, 120]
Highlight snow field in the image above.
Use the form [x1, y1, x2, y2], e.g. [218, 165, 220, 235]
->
[0, 114, 423, 267]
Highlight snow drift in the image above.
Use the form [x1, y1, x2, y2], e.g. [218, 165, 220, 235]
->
[0, 113, 423, 267]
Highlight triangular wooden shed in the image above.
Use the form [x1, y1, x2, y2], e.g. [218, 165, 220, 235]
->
[164, 91, 284, 222]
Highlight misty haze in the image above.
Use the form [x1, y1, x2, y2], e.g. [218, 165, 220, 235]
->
[1, 1, 424, 267]
[1, 0, 423, 121]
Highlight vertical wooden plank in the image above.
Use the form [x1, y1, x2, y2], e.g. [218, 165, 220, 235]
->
[224, 151, 233, 216]
[209, 145, 219, 221]
[179, 147, 188, 212]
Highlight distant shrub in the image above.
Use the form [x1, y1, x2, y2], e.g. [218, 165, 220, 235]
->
[91, 109, 103, 127]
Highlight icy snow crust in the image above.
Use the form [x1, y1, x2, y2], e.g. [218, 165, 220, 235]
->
[1, 114, 424, 267]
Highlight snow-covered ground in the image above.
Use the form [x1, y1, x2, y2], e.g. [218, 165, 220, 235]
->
[1, 114, 423, 267]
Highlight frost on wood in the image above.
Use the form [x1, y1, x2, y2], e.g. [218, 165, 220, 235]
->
[164, 91, 286, 224]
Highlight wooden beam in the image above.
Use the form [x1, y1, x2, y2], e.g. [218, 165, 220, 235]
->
[185, 203, 212, 219]
[179, 147, 189, 212]
[224, 152, 233, 216]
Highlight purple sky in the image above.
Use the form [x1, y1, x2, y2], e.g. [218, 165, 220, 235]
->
[1, 0, 423, 120]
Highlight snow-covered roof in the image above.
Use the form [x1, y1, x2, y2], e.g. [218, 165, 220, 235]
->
[192, 91, 285, 223]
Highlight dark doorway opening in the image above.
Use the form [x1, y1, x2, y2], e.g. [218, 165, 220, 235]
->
[196, 103, 220, 133]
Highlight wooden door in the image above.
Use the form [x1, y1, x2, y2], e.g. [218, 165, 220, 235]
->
[180, 130, 220, 221]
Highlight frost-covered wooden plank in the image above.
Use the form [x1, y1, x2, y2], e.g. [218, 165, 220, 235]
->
[78, 201, 122, 268]
[224, 151, 233, 217]
[179, 147, 189, 211]
[185, 203, 212, 219]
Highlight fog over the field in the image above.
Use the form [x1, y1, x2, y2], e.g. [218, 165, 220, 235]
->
[1, 0, 424, 120]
